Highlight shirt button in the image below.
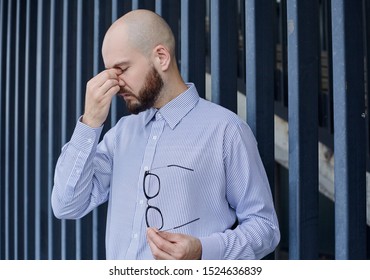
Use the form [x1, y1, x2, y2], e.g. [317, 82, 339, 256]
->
[133, 233, 138, 239]
[144, 166, 149, 171]
[152, 136, 157, 140]
[87, 138, 92, 144]
[75, 169, 80, 175]
[139, 200, 144, 205]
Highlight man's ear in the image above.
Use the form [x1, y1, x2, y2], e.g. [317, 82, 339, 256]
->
[153, 44, 171, 71]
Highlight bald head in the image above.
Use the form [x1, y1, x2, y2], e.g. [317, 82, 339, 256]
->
[101, 9, 187, 105]
[103, 9, 176, 59]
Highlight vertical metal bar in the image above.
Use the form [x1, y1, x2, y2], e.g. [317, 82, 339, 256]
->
[155, 0, 167, 15]
[210, 0, 237, 112]
[287, 0, 320, 259]
[14, 0, 21, 260]
[245, 0, 275, 194]
[61, 0, 69, 260]
[331, 0, 366, 259]
[75, 0, 83, 260]
[132, 0, 139, 9]
[0, 0, 4, 259]
[23, 0, 31, 260]
[111, 0, 118, 27]
[181, 0, 206, 98]
[76, 1, 83, 131]
[48, 0, 56, 260]
[35, 0, 44, 260]
[5, 0, 13, 260]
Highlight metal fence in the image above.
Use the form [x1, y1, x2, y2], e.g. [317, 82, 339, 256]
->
[0, 0, 368, 260]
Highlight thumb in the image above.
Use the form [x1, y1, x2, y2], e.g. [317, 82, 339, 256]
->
[157, 230, 182, 242]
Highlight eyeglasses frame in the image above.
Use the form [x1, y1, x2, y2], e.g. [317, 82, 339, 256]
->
[143, 164, 200, 231]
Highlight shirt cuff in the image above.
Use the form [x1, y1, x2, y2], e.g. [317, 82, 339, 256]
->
[199, 234, 224, 260]
[69, 117, 104, 152]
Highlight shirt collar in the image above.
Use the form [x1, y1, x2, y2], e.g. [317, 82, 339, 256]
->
[144, 83, 200, 129]
[144, 108, 158, 126]
[158, 83, 199, 129]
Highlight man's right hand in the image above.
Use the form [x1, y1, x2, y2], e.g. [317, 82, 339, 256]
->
[82, 68, 122, 128]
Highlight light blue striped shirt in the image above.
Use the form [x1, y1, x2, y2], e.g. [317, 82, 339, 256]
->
[51, 83, 280, 260]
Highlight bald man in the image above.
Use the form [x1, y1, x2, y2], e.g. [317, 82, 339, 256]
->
[52, 9, 280, 260]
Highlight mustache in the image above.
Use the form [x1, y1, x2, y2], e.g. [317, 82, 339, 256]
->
[119, 87, 134, 96]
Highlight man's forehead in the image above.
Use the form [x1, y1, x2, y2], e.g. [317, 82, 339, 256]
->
[102, 33, 132, 68]
[102, 23, 129, 51]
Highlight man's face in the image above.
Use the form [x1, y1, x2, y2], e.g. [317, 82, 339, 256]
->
[102, 25, 164, 115]
[119, 65, 164, 114]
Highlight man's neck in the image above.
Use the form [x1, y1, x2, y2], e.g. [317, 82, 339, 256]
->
[154, 77, 188, 109]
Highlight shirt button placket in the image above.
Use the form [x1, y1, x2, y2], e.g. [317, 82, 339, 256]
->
[129, 113, 165, 258]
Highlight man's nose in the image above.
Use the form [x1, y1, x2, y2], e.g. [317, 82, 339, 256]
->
[118, 76, 126, 87]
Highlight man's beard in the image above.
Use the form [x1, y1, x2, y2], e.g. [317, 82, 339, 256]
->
[122, 66, 164, 115]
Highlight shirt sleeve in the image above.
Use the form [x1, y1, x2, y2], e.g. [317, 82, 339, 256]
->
[200, 121, 280, 260]
[51, 118, 115, 219]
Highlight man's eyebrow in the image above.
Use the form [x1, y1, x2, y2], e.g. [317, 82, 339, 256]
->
[112, 60, 129, 68]
[105, 61, 129, 70]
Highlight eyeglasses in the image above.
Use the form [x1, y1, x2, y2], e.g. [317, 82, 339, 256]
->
[143, 164, 200, 231]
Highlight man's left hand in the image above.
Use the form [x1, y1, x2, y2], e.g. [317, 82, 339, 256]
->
[146, 228, 202, 260]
